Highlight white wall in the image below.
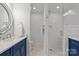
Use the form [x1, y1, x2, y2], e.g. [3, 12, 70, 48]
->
[64, 8, 79, 40]
[9, 3, 30, 38]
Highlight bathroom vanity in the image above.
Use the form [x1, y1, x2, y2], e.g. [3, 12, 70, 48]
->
[69, 36, 79, 56]
[0, 37, 27, 56]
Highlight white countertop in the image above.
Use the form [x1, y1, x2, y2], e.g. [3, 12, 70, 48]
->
[64, 34, 79, 42]
[69, 36, 79, 41]
[0, 36, 27, 54]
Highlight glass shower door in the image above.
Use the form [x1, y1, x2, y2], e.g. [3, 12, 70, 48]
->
[47, 3, 64, 56]
[30, 3, 44, 56]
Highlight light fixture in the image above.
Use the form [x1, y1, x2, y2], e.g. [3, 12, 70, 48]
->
[56, 6, 60, 9]
[33, 7, 36, 10]
[63, 10, 75, 16]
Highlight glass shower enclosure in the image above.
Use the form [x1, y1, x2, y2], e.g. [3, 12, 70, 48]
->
[30, 3, 79, 56]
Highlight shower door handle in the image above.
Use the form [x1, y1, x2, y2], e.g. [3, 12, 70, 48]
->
[42, 25, 45, 35]
[42, 28, 45, 34]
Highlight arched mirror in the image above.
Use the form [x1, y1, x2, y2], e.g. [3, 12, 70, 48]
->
[0, 3, 14, 38]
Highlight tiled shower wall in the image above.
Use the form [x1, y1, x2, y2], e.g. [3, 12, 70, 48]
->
[64, 25, 79, 38]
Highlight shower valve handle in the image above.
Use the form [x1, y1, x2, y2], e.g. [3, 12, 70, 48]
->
[42, 25, 45, 34]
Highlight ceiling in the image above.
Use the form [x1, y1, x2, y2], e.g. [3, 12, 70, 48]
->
[31, 3, 79, 14]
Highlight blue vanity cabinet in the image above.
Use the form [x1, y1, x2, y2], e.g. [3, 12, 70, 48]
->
[69, 38, 79, 56]
[0, 38, 27, 56]
[0, 49, 12, 56]
[12, 38, 26, 56]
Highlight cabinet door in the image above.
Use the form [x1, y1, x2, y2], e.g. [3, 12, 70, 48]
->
[69, 38, 79, 56]
[12, 38, 26, 56]
[0, 48, 12, 56]
[20, 44, 26, 56]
